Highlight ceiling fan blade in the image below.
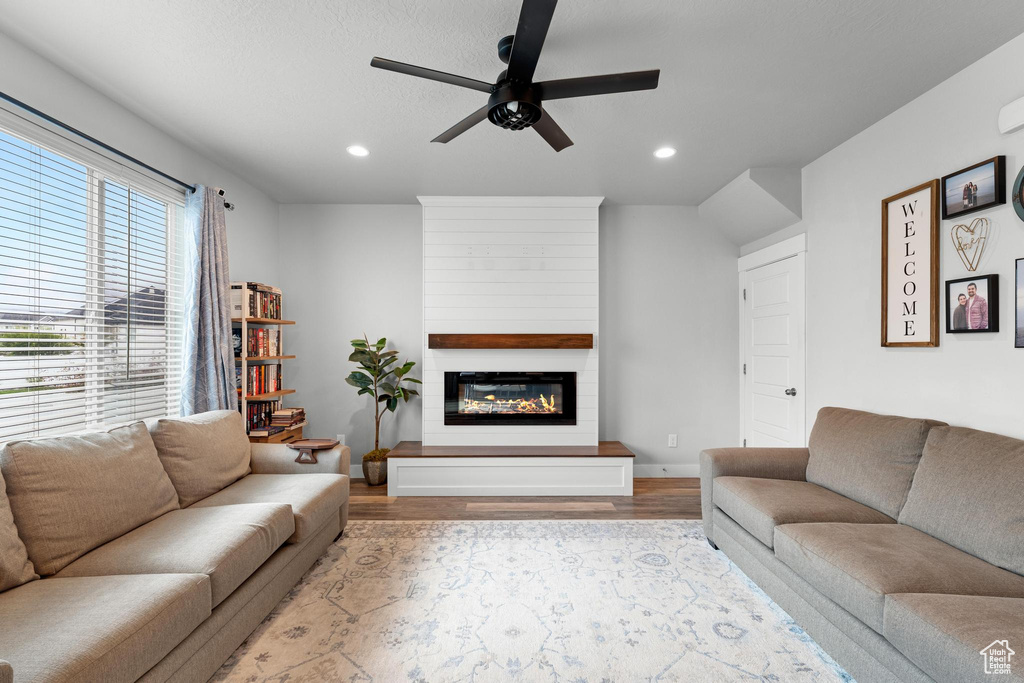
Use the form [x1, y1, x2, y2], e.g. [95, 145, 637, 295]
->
[506, 0, 558, 84]
[537, 70, 660, 100]
[431, 105, 491, 143]
[533, 109, 573, 152]
[370, 57, 493, 93]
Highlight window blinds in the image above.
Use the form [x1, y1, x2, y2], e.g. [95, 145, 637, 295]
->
[0, 115, 186, 441]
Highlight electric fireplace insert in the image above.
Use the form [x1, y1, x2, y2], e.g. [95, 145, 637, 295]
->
[444, 371, 577, 426]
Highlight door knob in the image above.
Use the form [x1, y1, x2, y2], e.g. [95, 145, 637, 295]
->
[785, 388, 797, 396]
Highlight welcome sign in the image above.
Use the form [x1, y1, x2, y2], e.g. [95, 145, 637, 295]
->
[882, 180, 939, 347]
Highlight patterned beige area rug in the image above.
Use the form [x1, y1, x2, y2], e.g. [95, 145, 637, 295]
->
[214, 520, 852, 682]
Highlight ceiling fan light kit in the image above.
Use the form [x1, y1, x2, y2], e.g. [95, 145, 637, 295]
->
[370, 0, 661, 151]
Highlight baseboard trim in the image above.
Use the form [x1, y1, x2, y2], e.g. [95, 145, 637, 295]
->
[633, 463, 700, 477]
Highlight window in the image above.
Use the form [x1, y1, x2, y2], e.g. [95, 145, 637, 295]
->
[0, 115, 186, 441]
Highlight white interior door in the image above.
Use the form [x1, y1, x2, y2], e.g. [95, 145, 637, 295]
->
[740, 253, 806, 447]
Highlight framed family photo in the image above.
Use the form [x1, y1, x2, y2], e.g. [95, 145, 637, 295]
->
[1017, 259, 1024, 348]
[941, 156, 1006, 220]
[946, 274, 998, 333]
[882, 180, 939, 347]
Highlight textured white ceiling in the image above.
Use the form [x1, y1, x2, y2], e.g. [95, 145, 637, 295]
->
[1, 1, 1022, 205]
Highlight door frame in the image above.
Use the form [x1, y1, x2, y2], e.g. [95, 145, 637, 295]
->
[738, 234, 808, 446]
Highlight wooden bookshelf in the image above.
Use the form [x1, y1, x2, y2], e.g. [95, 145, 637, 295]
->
[231, 282, 301, 443]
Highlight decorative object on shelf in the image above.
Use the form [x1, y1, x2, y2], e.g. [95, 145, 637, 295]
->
[945, 274, 998, 334]
[345, 336, 421, 485]
[950, 216, 990, 272]
[882, 180, 939, 347]
[1013, 164, 1024, 224]
[287, 438, 339, 465]
[941, 156, 1005, 220]
[1016, 259, 1024, 348]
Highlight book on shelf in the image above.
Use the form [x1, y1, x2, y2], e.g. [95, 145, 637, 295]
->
[242, 399, 282, 433]
[235, 364, 282, 396]
[230, 281, 283, 320]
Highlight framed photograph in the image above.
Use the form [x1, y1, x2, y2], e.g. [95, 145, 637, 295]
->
[1016, 259, 1024, 348]
[946, 274, 998, 333]
[882, 180, 939, 347]
[941, 155, 1006, 220]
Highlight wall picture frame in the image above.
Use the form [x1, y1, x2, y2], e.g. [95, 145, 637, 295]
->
[1016, 259, 1024, 348]
[946, 274, 998, 333]
[941, 155, 1006, 220]
[882, 180, 940, 347]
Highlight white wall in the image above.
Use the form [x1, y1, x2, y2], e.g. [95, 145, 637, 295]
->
[421, 198, 600, 446]
[277, 204, 423, 464]
[600, 206, 740, 475]
[0, 30, 280, 283]
[745, 32, 1024, 439]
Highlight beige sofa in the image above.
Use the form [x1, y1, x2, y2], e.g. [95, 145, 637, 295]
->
[0, 411, 350, 683]
[701, 407, 1024, 683]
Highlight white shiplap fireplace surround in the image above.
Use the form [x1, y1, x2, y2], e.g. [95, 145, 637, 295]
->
[386, 196, 633, 496]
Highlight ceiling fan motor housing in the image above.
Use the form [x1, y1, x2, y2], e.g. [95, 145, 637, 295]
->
[487, 82, 542, 131]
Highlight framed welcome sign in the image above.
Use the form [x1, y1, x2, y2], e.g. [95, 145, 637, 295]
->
[881, 180, 940, 347]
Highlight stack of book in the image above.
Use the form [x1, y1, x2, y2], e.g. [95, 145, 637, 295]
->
[236, 364, 282, 396]
[270, 406, 306, 429]
[230, 282, 283, 319]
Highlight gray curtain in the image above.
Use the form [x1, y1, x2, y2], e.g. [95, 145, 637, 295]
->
[181, 185, 235, 415]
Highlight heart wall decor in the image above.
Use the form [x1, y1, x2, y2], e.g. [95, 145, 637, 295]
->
[951, 216, 990, 272]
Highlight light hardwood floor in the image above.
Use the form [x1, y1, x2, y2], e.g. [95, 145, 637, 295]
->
[348, 477, 701, 520]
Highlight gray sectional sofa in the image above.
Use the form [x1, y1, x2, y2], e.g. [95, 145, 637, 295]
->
[701, 406, 1024, 683]
[0, 410, 350, 683]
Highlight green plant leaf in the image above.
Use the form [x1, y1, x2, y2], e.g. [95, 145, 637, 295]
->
[387, 397, 398, 412]
[379, 382, 396, 395]
[345, 371, 372, 387]
[406, 378, 422, 384]
[348, 349, 374, 364]
[374, 337, 387, 350]
[350, 338, 368, 349]
[357, 387, 373, 396]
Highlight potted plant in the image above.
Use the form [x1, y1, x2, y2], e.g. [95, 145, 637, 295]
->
[345, 336, 420, 486]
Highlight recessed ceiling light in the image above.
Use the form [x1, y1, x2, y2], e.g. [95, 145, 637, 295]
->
[654, 147, 676, 159]
[347, 145, 370, 157]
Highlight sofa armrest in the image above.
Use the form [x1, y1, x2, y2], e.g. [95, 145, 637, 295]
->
[699, 447, 809, 545]
[250, 443, 351, 478]
[1, 659, 13, 683]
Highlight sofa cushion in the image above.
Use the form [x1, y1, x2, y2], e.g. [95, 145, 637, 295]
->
[774, 523, 1024, 633]
[0, 573, 210, 683]
[805, 407, 945, 518]
[0, 422, 180, 575]
[0, 466, 36, 592]
[713, 476, 895, 548]
[884, 593, 1024, 683]
[899, 426, 1024, 576]
[149, 410, 251, 507]
[190, 473, 347, 543]
[56, 503, 293, 607]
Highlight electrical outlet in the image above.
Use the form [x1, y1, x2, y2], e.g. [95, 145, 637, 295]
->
[336, 434, 346, 446]
[668, 434, 678, 448]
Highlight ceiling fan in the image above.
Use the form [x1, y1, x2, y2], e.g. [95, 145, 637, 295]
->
[370, 0, 660, 152]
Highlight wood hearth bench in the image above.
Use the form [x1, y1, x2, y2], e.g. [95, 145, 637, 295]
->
[386, 441, 635, 497]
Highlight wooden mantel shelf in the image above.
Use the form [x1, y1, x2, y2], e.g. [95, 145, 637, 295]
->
[388, 441, 634, 458]
[428, 333, 593, 350]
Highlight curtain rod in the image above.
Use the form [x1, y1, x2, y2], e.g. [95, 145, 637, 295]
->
[0, 90, 197, 194]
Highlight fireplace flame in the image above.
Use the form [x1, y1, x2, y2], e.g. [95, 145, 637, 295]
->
[462, 393, 559, 414]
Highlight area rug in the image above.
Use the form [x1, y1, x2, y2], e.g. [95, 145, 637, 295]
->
[213, 520, 853, 682]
